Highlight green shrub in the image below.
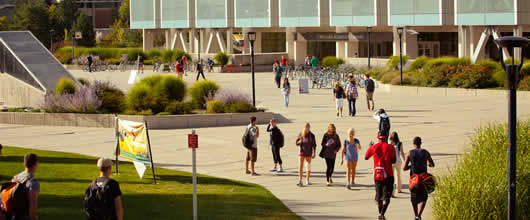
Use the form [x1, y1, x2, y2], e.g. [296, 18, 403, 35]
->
[165, 101, 193, 115]
[519, 76, 530, 91]
[173, 49, 192, 62]
[156, 112, 171, 116]
[448, 65, 496, 88]
[476, 59, 503, 72]
[31, 108, 41, 112]
[321, 56, 345, 68]
[224, 101, 257, 113]
[97, 84, 126, 113]
[189, 80, 220, 108]
[126, 49, 146, 61]
[206, 100, 224, 113]
[367, 69, 384, 81]
[504, 58, 520, 65]
[137, 109, 153, 115]
[7, 108, 25, 112]
[78, 78, 90, 86]
[391, 74, 418, 85]
[407, 56, 430, 72]
[493, 70, 506, 88]
[127, 75, 186, 114]
[421, 64, 461, 87]
[214, 52, 230, 66]
[386, 55, 408, 71]
[381, 72, 398, 84]
[161, 49, 175, 63]
[147, 49, 162, 60]
[55, 77, 77, 95]
[433, 119, 530, 219]
[520, 63, 530, 75]
[422, 57, 471, 74]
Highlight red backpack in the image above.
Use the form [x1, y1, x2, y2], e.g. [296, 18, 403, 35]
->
[373, 145, 389, 181]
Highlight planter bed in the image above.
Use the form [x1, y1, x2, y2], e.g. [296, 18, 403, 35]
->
[0, 112, 276, 129]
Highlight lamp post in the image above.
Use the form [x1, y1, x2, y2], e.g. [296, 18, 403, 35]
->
[49, 29, 54, 53]
[248, 31, 257, 107]
[197, 29, 201, 64]
[495, 36, 529, 220]
[397, 27, 404, 85]
[367, 26, 372, 69]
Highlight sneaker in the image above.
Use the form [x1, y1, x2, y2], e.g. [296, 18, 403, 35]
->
[346, 184, 351, 190]
[305, 180, 311, 185]
[251, 172, 260, 176]
[270, 168, 277, 172]
[297, 180, 303, 187]
[277, 168, 284, 172]
[336, 113, 339, 116]
[245, 170, 251, 174]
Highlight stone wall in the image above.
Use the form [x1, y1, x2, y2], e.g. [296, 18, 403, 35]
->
[0, 74, 45, 108]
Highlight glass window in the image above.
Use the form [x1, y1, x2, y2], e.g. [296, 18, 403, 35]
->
[456, 0, 515, 25]
[280, 0, 319, 27]
[235, 0, 270, 27]
[130, 0, 155, 29]
[196, 0, 227, 28]
[331, 0, 375, 26]
[161, 0, 188, 28]
[261, 32, 286, 53]
[389, 0, 439, 25]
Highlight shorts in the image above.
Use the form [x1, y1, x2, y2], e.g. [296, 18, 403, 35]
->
[375, 176, 394, 201]
[366, 92, 374, 100]
[246, 148, 257, 162]
[335, 98, 344, 108]
[411, 184, 428, 205]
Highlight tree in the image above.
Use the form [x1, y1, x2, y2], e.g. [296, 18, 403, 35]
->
[119, 0, 130, 26]
[56, 0, 77, 30]
[0, 17, 8, 31]
[72, 12, 95, 47]
[10, 0, 51, 47]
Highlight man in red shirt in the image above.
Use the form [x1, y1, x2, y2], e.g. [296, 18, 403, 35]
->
[176, 62, 184, 79]
[365, 131, 396, 220]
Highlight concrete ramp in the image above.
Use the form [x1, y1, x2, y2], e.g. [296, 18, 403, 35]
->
[0, 31, 76, 92]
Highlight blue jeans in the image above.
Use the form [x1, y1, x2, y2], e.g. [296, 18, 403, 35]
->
[284, 94, 289, 107]
[348, 98, 356, 116]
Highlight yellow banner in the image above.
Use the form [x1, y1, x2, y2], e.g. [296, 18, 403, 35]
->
[117, 119, 151, 164]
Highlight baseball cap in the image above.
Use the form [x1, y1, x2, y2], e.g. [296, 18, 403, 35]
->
[377, 131, 386, 139]
[97, 158, 113, 168]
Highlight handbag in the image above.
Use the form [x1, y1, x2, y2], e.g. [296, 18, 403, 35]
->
[409, 174, 422, 192]
[409, 172, 436, 193]
[373, 145, 389, 181]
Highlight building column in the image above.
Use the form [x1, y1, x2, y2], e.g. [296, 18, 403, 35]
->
[336, 41, 346, 58]
[405, 30, 418, 59]
[254, 31, 262, 53]
[514, 25, 524, 61]
[242, 28, 250, 54]
[189, 29, 195, 54]
[345, 40, 358, 58]
[226, 28, 233, 54]
[165, 29, 170, 49]
[294, 32, 307, 65]
[392, 27, 399, 56]
[142, 29, 154, 51]
[286, 28, 295, 63]
[458, 26, 468, 58]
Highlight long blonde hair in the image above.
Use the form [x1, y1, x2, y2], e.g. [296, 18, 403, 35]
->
[334, 82, 340, 90]
[302, 123, 311, 137]
[347, 128, 355, 142]
[327, 123, 337, 137]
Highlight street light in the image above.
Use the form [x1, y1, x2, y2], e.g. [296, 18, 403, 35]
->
[248, 31, 256, 107]
[397, 27, 404, 85]
[495, 36, 529, 220]
[197, 29, 201, 64]
[49, 29, 55, 53]
[367, 26, 372, 69]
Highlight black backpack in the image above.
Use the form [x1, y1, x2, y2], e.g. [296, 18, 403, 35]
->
[84, 178, 114, 220]
[277, 129, 285, 148]
[242, 128, 254, 149]
[379, 116, 391, 134]
[0, 177, 32, 217]
[366, 79, 375, 92]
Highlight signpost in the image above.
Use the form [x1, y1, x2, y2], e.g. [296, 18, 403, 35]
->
[188, 130, 198, 220]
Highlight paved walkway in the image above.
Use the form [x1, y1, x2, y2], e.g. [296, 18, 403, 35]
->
[2, 69, 530, 219]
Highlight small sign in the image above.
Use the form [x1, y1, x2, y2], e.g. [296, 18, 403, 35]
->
[299, 78, 309, 94]
[75, 31, 82, 39]
[188, 134, 198, 148]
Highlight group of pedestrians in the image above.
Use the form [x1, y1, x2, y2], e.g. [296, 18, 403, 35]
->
[272, 57, 292, 108]
[243, 111, 435, 220]
[0, 154, 123, 220]
[332, 73, 376, 117]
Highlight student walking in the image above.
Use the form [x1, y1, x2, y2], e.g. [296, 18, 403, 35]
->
[341, 128, 361, 189]
[345, 75, 358, 116]
[280, 55, 287, 70]
[196, 59, 206, 81]
[244, 116, 260, 176]
[273, 60, 282, 88]
[310, 56, 319, 68]
[87, 55, 93, 73]
[267, 119, 284, 172]
[1, 153, 40, 220]
[137, 55, 144, 74]
[84, 158, 123, 220]
[320, 124, 341, 186]
[365, 132, 396, 220]
[281, 78, 291, 107]
[333, 82, 345, 117]
[305, 55, 311, 67]
[365, 74, 376, 111]
[373, 109, 391, 142]
[403, 137, 435, 220]
[295, 123, 316, 186]
[176, 61, 184, 79]
[389, 132, 406, 196]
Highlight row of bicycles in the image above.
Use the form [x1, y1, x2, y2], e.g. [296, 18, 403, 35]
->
[283, 64, 372, 89]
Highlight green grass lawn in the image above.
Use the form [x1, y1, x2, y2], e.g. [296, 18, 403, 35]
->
[0, 146, 301, 220]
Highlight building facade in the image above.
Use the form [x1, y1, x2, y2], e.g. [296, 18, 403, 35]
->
[131, 0, 530, 65]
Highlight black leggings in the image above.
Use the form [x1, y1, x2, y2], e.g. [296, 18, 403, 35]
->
[275, 76, 281, 88]
[325, 158, 335, 181]
[272, 146, 282, 165]
[196, 70, 205, 81]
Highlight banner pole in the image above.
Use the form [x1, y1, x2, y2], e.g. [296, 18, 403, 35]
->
[114, 115, 119, 174]
[191, 130, 198, 220]
[145, 120, 157, 184]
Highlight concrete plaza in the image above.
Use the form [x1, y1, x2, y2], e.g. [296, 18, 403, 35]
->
[1, 69, 530, 219]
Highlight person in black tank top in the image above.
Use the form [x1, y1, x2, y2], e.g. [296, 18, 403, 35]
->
[403, 137, 435, 220]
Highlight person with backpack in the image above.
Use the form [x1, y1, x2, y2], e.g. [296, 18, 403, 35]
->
[244, 116, 260, 176]
[295, 123, 316, 186]
[403, 137, 435, 220]
[207, 58, 214, 72]
[320, 124, 341, 186]
[84, 158, 123, 220]
[87, 55, 93, 73]
[374, 109, 391, 142]
[389, 132, 406, 196]
[137, 54, 144, 74]
[341, 128, 361, 189]
[267, 119, 284, 172]
[176, 60, 184, 79]
[1, 153, 40, 220]
[333, 82, 345, 117]
[196, 59, 206, 81]
[273, 60, 282, 88]
[281, 78, 291, 107]
[365, 132, 396, 220]
[345, 75, 358, 116]
[365, 74, 376, 111]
